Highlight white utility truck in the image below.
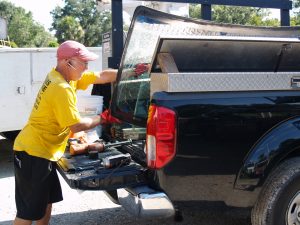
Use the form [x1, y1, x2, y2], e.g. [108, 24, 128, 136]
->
[0, 47, 102, 139]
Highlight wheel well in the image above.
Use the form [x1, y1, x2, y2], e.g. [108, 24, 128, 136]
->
[260, 147, 300, 187]
[283, 148, 300, 159]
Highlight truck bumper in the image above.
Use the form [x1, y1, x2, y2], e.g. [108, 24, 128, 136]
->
[117, 186, 175, 218]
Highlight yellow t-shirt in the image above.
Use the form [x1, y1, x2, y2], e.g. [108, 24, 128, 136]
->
[14, 68, 97, 161]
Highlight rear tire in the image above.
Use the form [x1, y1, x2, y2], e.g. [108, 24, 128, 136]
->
[252, 157, 300, 225]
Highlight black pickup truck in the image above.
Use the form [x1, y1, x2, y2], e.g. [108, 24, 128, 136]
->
[58, 7, 300, 225]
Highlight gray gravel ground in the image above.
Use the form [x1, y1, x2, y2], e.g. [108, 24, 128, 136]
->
[0, 137, 251, 225]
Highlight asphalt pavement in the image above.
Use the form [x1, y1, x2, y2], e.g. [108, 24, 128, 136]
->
[0, 136, 251, 225]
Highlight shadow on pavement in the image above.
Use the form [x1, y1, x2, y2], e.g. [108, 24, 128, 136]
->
[0, 204, 251, 225]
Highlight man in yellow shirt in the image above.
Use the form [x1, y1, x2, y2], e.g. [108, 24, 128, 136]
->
[13, 40, 117, 225]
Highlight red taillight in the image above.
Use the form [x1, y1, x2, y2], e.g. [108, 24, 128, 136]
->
[146, 105, 176, 169]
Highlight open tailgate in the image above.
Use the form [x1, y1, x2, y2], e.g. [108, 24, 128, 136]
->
[57, 147, 147, 191]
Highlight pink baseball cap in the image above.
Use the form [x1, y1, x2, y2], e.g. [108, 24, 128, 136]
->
[57, 40, 99, 61]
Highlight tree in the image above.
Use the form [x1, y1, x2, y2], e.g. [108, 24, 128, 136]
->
[51, 0, 111, 46]
[295, 0, 300, 11]
[189, 4, 202, 19]
[55, 16, 84, 42]
[189, 4, 279, 26]
[292, 0, 300, 25]
[0, 1, 57, 47]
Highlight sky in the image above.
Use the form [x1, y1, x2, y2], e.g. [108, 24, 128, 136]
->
[6, 0, 281, 31]
[7, 0, 64, 30]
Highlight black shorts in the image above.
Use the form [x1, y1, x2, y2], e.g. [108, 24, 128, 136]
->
[13, 151, 63, 220]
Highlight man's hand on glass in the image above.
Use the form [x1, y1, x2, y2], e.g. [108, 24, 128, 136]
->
[134, 63, 150, 77]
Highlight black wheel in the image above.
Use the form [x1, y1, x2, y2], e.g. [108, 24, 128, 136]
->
[252, 157, 300, 225]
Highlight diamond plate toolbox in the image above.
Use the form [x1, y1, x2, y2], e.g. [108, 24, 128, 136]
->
[150, 72, 300, 95]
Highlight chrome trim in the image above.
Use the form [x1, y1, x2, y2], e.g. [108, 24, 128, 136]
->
[117, 186, 175, 218]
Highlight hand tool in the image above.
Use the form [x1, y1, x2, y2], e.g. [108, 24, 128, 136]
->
[69, 139, 133, 156]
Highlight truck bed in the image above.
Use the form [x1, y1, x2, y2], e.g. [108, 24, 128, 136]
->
[57, 146, 147, 190]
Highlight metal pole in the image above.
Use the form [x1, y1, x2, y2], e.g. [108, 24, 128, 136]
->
[109, 0, 124, 69]
[201, 4, 212, 20]
[280, 8, 290, 26]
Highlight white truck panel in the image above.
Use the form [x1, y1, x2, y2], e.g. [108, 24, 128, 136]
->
[0, 47, 102, 132]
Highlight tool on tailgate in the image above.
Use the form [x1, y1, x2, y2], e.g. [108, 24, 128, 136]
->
[69, 139, 133, 156]
[102, 153, 132, 168]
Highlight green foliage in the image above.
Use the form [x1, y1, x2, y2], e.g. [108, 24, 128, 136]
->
[9, 41, 17, 48]
[51, 0, 111, 46]
[189, 4, 201, 19]
[291, 16, 300, 26]
[292, 0, 300, 25]
[55, 16, 84, 42]
[294, 0, 300, 10]
[0, 0, 56, 47]
[189, 4, 279, 26]
[48, 40, 59, 47]
[260, 18, 280, 27]
[213, 6, 260, 25]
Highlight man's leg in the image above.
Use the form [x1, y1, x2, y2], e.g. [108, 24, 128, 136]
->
[36, 204, 52, 225]
[14, 152, 61, 224]
[13, 217, 32, 225]
[13, 204, 52, 225]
